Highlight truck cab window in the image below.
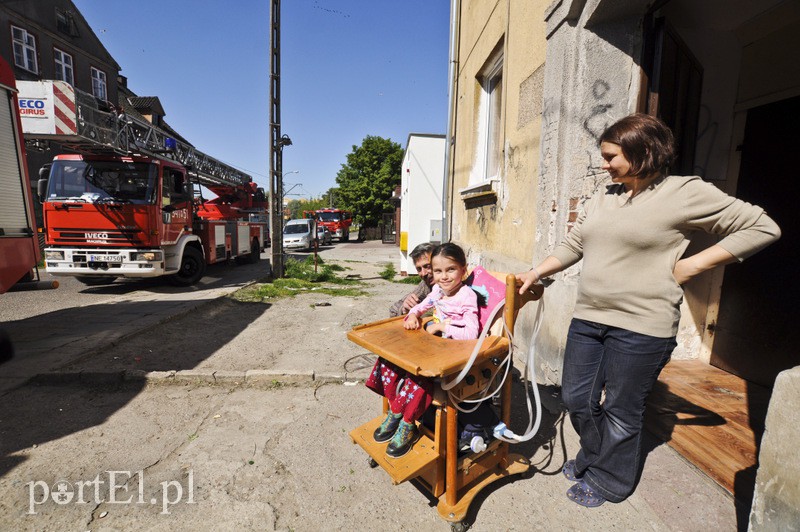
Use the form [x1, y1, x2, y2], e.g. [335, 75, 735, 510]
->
[162, 168, 190, 206]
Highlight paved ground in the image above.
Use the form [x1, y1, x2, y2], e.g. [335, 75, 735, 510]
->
[0, 240, 740, 531]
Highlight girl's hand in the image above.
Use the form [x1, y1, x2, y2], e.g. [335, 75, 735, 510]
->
[404, 314, 420, 330]
[425, 320, 448, 335]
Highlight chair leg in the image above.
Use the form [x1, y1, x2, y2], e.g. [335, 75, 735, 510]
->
[446, 402, 458, 507]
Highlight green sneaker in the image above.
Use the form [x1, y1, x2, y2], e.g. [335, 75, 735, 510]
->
[373, 411, 402, 443]
[386, 420, 419, 458]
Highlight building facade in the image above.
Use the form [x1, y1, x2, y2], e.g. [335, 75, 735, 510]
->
[398, 133, 445, 275]
[0, 0, 120, 226]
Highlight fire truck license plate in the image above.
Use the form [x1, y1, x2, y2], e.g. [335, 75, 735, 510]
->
[89, 255, 123, 263]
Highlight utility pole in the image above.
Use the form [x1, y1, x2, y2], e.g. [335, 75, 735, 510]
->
[269, 0, 289, 278]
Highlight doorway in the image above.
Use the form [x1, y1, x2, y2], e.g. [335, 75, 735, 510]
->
[710, 96, 800, 387]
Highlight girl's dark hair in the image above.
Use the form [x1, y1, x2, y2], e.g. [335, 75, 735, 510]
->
[432, 242, 467, 267]
[599, 113, 676, 177]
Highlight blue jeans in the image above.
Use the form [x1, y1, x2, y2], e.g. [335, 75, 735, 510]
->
[561, 318, 675, 502]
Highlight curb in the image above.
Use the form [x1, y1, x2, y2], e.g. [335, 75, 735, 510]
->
[31, 369, 364, 387]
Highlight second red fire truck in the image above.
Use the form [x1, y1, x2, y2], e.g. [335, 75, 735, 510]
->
[303, 208, 353, 242]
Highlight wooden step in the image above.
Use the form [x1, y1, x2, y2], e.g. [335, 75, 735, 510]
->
[350, 415, 440, 485]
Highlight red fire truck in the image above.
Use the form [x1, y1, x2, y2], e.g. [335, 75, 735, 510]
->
[19, 80, 267, 286]
[303, 208, 353, 242]
[0, 56, 57, 295]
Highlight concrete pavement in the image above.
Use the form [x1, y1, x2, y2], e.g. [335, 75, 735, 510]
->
[0, 240, 739, 530]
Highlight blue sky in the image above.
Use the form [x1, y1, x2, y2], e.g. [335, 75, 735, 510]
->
[73, 0, 451, 199]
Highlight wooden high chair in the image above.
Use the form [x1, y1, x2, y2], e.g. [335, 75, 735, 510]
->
[348, 272, 543, 531]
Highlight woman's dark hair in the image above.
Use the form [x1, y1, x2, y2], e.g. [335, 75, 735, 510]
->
[432, 242, 467, 267]
[599, 113, 676, 177]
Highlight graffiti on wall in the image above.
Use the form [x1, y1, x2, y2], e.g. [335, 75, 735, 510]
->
[582, 80, 614, 140]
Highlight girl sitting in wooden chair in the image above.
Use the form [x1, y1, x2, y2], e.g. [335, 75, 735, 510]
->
[365, 243, 479, 458]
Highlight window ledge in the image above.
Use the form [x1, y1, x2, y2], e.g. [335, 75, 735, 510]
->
[459, 179, 498, 202]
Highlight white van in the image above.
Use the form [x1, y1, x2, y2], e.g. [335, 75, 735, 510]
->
[282, 218, 316, 251]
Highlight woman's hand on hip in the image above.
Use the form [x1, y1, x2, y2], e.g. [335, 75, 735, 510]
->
[673, 245, 737, 285]
[672, 259, 696, 285]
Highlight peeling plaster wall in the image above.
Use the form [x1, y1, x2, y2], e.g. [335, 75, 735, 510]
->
[533, 1, 646, 384]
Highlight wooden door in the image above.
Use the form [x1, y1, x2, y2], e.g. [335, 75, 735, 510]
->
[639, 17, 703, 175]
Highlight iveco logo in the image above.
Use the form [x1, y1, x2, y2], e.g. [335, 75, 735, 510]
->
[85, 232, 109, 240]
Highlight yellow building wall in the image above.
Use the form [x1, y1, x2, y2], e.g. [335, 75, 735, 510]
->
[449, 0, 549, 269]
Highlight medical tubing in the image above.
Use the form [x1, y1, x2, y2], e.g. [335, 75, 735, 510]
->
[450, 352, 512, 413]
[495, 295, 545, 443]
[446, 304, 514, 412]
[439, 286, 546, 444]
[450, 320, 515, 411]
[440, 298, 508, 391]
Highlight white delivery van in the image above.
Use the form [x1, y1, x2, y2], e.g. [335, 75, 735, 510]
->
[282, 218, 316, 251]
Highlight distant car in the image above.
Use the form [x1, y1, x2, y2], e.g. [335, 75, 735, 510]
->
[283, 218, 315, 251]
[317, 226, 332, 246]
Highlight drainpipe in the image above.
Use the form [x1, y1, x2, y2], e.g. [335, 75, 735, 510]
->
[442, 0, 460, 244]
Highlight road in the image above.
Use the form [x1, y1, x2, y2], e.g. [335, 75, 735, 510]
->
[0, 242, 355, 394]
[0, 234, 361, 323]
[0, 257, 268, 323]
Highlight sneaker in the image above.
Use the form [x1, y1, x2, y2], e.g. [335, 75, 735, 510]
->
[386, 420, 418, 458]
[373, 411, 402, 443]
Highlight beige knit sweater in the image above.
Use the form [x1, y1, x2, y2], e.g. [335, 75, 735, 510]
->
[551, 175, 781, 337]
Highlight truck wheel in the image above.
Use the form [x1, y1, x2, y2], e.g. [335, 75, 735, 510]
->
[75, 276, 117, 286]
[168, 246, 206, 286]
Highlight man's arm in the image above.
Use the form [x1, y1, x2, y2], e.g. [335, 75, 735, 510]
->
[389, 280, 431, 317]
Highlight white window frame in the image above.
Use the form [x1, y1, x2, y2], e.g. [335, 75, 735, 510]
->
[54, 48, 74, 85]
[11, 25, 38, 73]
[466, 51, 504, 191]
[91, 67, 107, 100]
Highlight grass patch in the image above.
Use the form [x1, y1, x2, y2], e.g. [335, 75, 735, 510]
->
[231, 255, 368, 302]
[378, 262, 396, 280]
[283, 256, 358, 285]
[396, 275, 421, 285]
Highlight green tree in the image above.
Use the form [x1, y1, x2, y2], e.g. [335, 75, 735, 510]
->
[323, 187, 340, 209]
[335, 136, 403, 227]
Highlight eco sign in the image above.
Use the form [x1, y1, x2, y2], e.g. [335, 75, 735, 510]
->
[18, 98, 46, 116]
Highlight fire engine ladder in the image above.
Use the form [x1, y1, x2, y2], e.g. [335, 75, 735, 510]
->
[21, 81, 251, 190]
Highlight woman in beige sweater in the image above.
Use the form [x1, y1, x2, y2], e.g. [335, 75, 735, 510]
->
[516, 114, 780, 507]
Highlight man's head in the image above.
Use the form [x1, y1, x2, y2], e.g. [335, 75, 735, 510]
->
[409, 242, 435, 287]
